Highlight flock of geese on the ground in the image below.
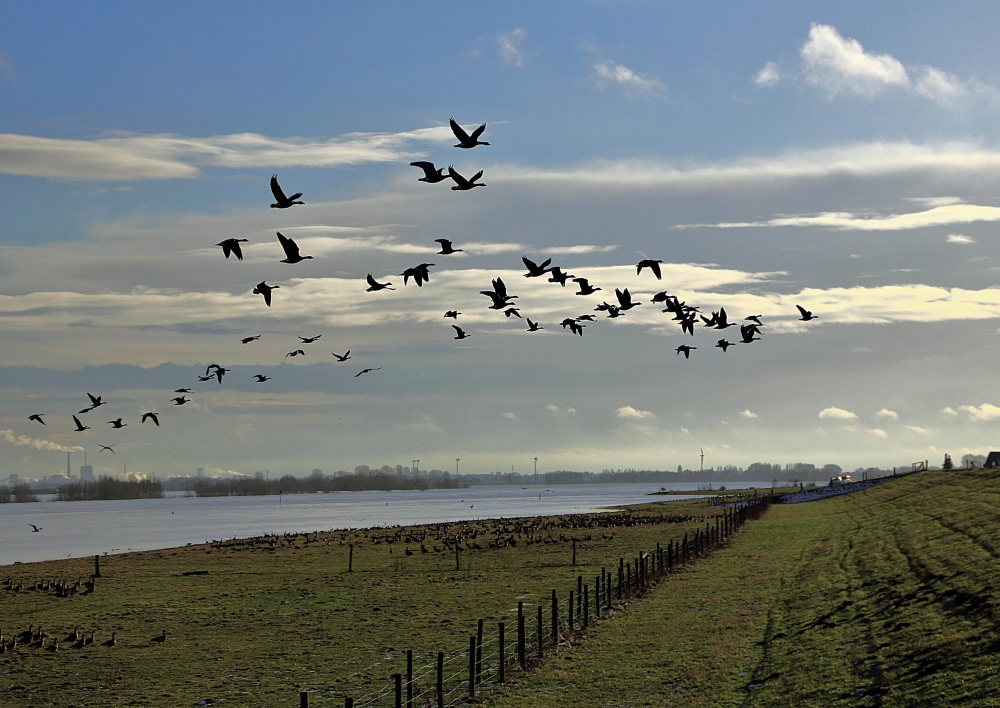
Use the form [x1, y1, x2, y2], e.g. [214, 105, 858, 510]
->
[17, 117, 819, 469]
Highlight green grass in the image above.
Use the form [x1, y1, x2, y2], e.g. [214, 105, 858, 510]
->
[0, 498, 717, 706]
[485, 471, 1000, 707]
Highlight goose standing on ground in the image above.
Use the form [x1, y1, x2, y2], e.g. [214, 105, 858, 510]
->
[434, 239, 463, 255]
[366, 274, 394, 291]
[276, 232, 313, 264]
[636, 259, 664, 279]
[141, 412, 160, 426]
[355, 368, 381, 377]
[151, 629, 167, 644]
[452, 325, 470, 340]
[107, 418, 126, 429]
[676, 345, 696, 359]
[332, 351, 351, 362]
[98, 444, 116, 454]
[796, 305, 818, 321]
[409, 161, 449, 183]
[216, 239, 249, 261]
[241, 334, 262, 344]
[573, 278, 601, 296]
[28, 414, 45, 425]
[450, 118, 490, 149]
[253, 281, 279, 307]
[72, 415, 90, 432]
[448, 166, 486, 191]
[269, 175, 303, 209]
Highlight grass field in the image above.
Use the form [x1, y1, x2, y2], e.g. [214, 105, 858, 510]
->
[486, 470, 1000, 707]
[0, 496, 719, 706]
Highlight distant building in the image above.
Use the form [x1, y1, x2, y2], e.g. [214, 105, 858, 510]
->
[80, 465, 94, 482]
[197, 467, 205, 478]
[984, 452, 1000, 469]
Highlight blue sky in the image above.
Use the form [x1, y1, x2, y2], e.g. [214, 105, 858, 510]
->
[3, 3, 1000, 479]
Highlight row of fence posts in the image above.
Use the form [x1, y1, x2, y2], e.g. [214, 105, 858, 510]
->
[296, 496, 771, 707]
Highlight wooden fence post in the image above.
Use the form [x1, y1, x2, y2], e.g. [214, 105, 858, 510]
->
[569, 590, 574, 631]
[393, 673, 401, 708]
[583, 584, 589, 627]
[551, 589, 558, 646]
[476, 619, 483, 686]
[348, 544, 353, 572]
[436, 651, 443, 708]
[595, 575, 601, 618]
[537, 604, 543, 658]
[300, 690, 308, 708]
[571, 537, 576, 566]
[468, 636, 476, 700]
[517, 601, 525, 670]
[455, 542, 460, 571]
[499, 621, 505, 683]
[345, 698, 353, 708]
[94, 555, 101, 578]
[625, 563, 631, 597]
[406, 649, 413, 708]
[577, 576, 582, 616]
[618, 558, 624, 600]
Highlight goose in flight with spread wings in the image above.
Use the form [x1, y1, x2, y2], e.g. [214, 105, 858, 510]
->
[675, 345, 696, 359]
[141, 412, 160, 426]
[796, 305, 818, 321]
[253, 281, 279, 307]
[253, 374, 271, 382]
[241, 334, 262, 344]
[171, 396, 190, 406]
[98, 444, 116, 454]
[740, 324, 762, 343]
[409, 161, 449, 183]
[435, 239, 463, 255]
[452, 325, 471, 340]
[72, 415, 90, 432]
[276, 232, 313, 264]
[522, 256, 552, 278]
[448, 166, 485, 190]
[636, 259, 664, 279]
[526, 318, 543, 332]
[332, 351, 351, 362]
[450, 118, 490, 149]
[715, 339, 734, 352]
[284, 349, 306, 360]
[573, 278, 601, 296]
[400, 263, 435, 287]
[28, 414, 45, 425]
[615, 288, 641, 311]
[366, 274, 394, 292]
[481, 277, 518, 309]
[444, 310, 461, 319]
[107, 418, 126, 429]
[269, 174, 303, 209]
[79, 392, 106, 414]
[299, 335, 322, 344]
[547, 267, 574, 286]
[355, 368, 381, 377]
[217, 238, 249, 261]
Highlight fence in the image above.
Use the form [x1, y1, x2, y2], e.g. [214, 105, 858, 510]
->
[294, 496, 772, 707]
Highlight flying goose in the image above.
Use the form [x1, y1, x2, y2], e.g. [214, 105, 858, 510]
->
[355, 368, 381, 377]
[269, 175, 303, 209]
[171, 396, 189, 406]
[636, 259, 664, 279]
[615, 288, 641, 311]
[547, 267, 574, 286]
[521, 256, 552, 278]
[107, 418, 126, 429]
[141, 412, 160, 426]
[241, 334, 262, 344]
[298, 335, 322, 344]
[450, 118, 489, 149]
[434, 239, 463, 255]
[796, 305, 818, 321]
[332, 351, 351, 362]
[72, 415, 90, 432]
[253, 281, 279, 307]
[366, 274, 394, 291]
[98, 444, 116, 454]
[675, 345, 696, 359]
[253, 375, 271, 382]
[444, 310, 461, 319]
[448, 166, 485, 191]
[216, 238, 249, 261]
[409, 161, 449, 183]
[526, 318, 543, 332]
[28, 414, 45, 425]
[572, 278, 601, 296]
[276, 232, 313, 264]
[452, 325, 471, 340]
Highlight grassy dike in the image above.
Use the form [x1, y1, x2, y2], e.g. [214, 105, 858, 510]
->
[486, 470, 1000, 707]
[0, 496, 719, 706]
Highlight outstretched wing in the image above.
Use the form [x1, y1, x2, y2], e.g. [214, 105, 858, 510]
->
[470, 123, 487, 141]
[450, 118, 471, 143]
[470, 171, 484, 183]
[276, 232, 300, 259]
[410, 161, 436, 178]
[270, 174, 288, 203]
[447, 165, 469, 187]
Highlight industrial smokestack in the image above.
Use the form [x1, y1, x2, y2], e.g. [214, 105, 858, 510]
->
[67, 451, 71, 477]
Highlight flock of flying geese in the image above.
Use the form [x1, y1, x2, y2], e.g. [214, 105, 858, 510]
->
[20, 117, 819, 467]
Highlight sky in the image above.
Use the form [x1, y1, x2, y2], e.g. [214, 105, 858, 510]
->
[3, 1, 1000, 480]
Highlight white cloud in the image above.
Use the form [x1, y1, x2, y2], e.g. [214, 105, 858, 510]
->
[680, 427, 690, 435]
[941, 407, 958, 416]
[616, 406, 656, 420]
[905, 425, 929, 435]
[869, 428, 889, 438]
[740, 409, 759, 419]
[594, 61, 664, 94]
[0, 126, 453, 180]
[1, 429, 84, 453]
[754, 61, 780, 87]
[545, 404, 559, 412]
[502, 412, 519, 421]
[496, 28, 527, 67]
[797, 24, 973, 107]
[693, 203, 1000, 231]
[875, 409, 899, 420]
[566, 407, 577, 414]
[819, 407, 857, 420]
[801, 24, 909, 97]
[958, 404, 1000, 421]
[946, 233, 976, 244]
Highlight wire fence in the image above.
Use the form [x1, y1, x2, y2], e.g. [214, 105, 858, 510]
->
[293, 495, 771, 707]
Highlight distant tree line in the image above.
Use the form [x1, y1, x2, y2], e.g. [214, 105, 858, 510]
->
[56, 476, 164, 501]
[188, 470, 466, 497]
[0, 483, 38, 503]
